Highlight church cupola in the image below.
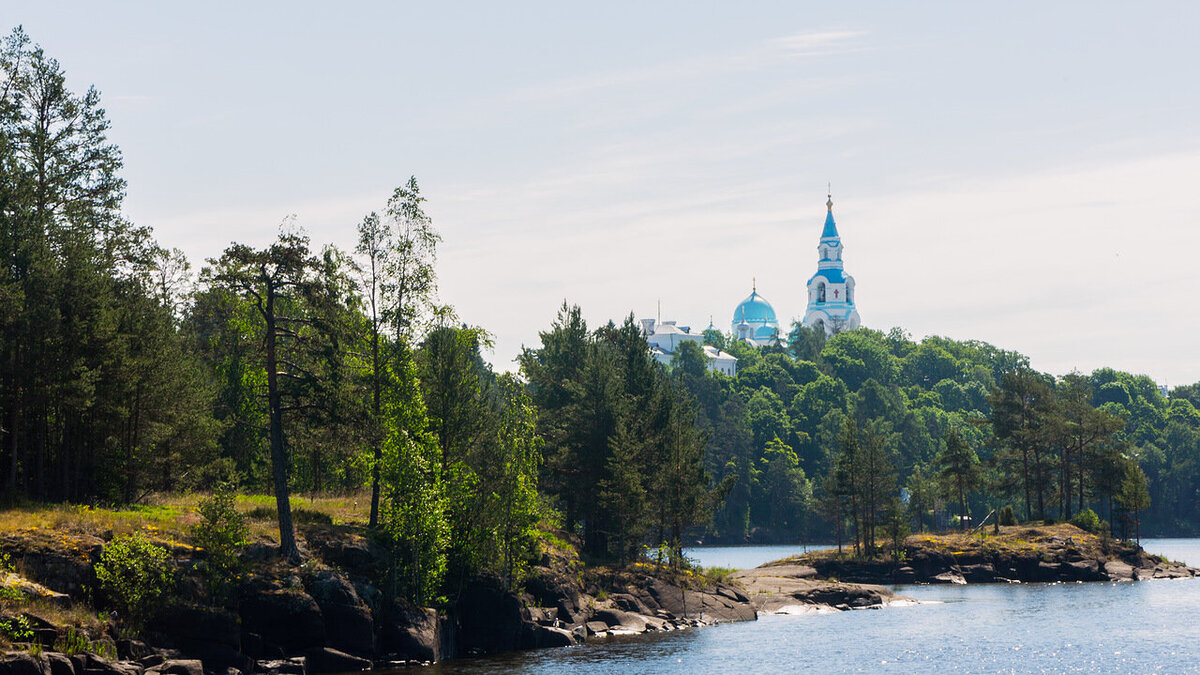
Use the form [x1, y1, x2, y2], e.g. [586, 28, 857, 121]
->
[731, 279, 780, 346]
[802, 192, 861, 335]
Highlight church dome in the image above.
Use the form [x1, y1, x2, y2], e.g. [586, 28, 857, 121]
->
[732, 290, 777, 325]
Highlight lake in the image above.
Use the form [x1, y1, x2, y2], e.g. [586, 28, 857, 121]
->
[426, 538, 1200, 673]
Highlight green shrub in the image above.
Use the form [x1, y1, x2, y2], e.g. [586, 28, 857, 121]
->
[1070, 508, 1101, 534]
[193, 487, 249, 606]
[998, 505, 1017, 526]
[0, 614, 32, 643]
[94, 532, 173, 632]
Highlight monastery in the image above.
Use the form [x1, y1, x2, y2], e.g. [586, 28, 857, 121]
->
[642, 193, 860, 376]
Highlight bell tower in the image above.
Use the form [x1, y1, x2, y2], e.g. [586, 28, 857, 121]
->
[802, 192, 860, 335]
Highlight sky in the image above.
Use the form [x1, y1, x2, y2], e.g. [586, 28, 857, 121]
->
[8, 1, 1200, 385]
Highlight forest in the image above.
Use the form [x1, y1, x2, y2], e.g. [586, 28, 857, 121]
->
[4, 26, 1200, 606]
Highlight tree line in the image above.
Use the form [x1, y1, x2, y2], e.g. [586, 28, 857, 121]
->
[5, 26, 1200, 607]
[686, 324, 1190, 549]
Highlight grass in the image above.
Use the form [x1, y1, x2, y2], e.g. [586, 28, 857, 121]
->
[699, 566, 737, 584]
[0, 491, 373, 547]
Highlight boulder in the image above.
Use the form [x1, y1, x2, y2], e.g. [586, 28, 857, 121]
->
[379, 605, 443, 663]
[1103, 560, 1135, 580]
[305, 531, 389, 584]
[641, 577, 755, 623]
[151, 604, 243, 671]
[609, 593, 651, 615]
[533, 625, 575, 647]
[299, 648, 370, 674]
[240, 590, 325, 654]
[930, 571, 966, 585]
[158, 661, 204, 675]
[0, 653, 48, 675]
[306, 573, 374, 656]
[451, 577, 528, 656]
[252, 658, 305, 675]
[1062, 559, 1103, 581]
[593, 609, 646, 632]
[42, 654, 73, 675]
[0, 534, 103, 597]
[584, 621, 609, 636]
[525, 568, 583, 620]
[960, 563, 996, 583]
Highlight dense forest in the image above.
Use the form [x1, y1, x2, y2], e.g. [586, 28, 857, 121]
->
[3, 27, 1200, 604]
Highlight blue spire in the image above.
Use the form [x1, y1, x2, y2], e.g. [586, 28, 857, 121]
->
[821, 193, 839, 239]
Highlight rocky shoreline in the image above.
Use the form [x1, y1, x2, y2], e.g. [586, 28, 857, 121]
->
[0, 525, 766, 674]
[731, 564, 913, 614]
[6, 522, 1184, 674]
[763, 524, 1200, 586]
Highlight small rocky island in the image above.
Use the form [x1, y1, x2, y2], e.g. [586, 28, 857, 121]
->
[757, 523, 1198, 587]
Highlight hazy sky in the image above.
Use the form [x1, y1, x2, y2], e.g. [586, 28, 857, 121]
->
[9, 2, 1200, 385]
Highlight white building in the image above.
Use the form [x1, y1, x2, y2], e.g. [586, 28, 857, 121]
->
[640, 319, 738, 376]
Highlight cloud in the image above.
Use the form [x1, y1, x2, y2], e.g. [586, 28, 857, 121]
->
[501, 29, 870, 103]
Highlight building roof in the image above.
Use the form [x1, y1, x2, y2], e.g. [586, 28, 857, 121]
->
[732, 290, 778, 326]
[809, 268, 847, 284]
[821, 205, 839, 239]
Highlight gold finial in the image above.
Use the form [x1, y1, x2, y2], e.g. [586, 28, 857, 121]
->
[753, 277, 756, 293]
[827, 182, 833, 212]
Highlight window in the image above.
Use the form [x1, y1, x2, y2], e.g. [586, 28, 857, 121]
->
[817, 282, 826, 302]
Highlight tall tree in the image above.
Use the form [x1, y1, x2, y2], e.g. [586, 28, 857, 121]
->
[357, 178, 442, 527]
[207, 228, 348, 562]
[989, 369, 1056, 521]
[937, 427, 981, 530]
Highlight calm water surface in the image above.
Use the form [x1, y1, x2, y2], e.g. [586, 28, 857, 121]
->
[427, 539, 1200, 673]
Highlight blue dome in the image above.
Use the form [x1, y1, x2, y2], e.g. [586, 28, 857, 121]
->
[732, 290, 777, 325]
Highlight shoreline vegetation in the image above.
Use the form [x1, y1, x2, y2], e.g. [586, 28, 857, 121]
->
[0, 496, 761, 672]
[3, 503, 1194, 673]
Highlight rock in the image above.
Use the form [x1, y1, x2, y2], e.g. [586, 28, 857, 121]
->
[931, 571, 966, 585]
[584, 620, 609, 636]
[252, 657, 305, 675]
[240, 590, 325, 654]
[609, 593, 651, 615]
[716, 585, 750, 603]
[151, 604, 243, 671]
[593, 609, 646, 632]
[893, 566, 917, 583]
[379, 605, 443, 664]
[525, 567, 584, 621]
[1099, 559, 1128, 581]
[642, 577, 756, 623]
[116, 640, 154, 661]
[1035, 561, 1062, 582]
[158, 661, 204, 675]
[43, 654, 73, 675]
[74, 655, 142, 675]
[0, 533, 103, 597]
[452, 577, 529, 656]
[241, 543, 277, 563]
[526, 624, 576, 648]
[960, 563, 996, 583]
[1063, 559, 1103, 581]
[300, 648, 370, 674]
[306, 573, 374, 656]
[305, 531, 389, 583]
[0, 653, 48, 675]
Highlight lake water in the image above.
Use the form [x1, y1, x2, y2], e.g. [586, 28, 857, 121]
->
[427, 539, 1200, 673]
